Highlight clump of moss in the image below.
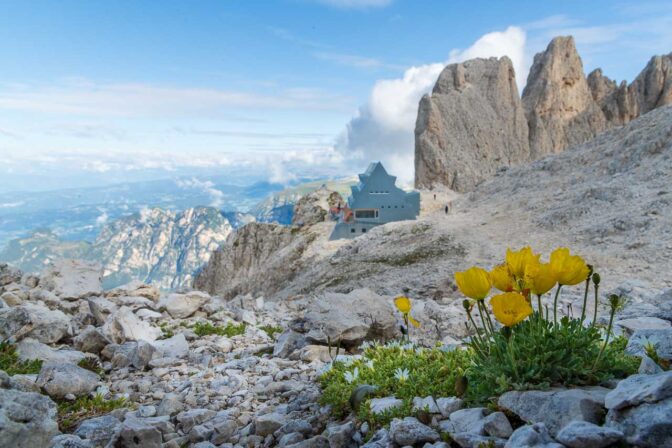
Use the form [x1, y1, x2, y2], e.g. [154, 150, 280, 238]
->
[259, 325, 284, 340]
[0, 341, 43, 375]
[58, 394, 128, 432]
[193, 321, 246, 337]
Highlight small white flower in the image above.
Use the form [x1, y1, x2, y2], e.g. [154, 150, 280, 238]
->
[344, 367, 360, 384]
[365, 360, 375, 371]
[402, 343, 415, 351]
[394, 367, 410, 382]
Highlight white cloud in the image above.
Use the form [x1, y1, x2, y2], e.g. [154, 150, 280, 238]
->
[309, 0, 392, 9]
[176, 178, 226, 208]
[95, 211, 109, 226]
[313, 51, 402, 70]
[337, 26, 528, 185]
[0, 80, 353, 118]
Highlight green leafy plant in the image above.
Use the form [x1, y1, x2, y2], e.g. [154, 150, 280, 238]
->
[58, 394, 128, 432]
[193, 321, 246, 337]
[0, 341, 43, 375]
[319, 342, 471, 427]
[78, 357, 104, 376]
[466, 316, 639, 403]
[259, 325, 283, 340]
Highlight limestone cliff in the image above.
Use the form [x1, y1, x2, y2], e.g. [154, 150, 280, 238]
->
[415, 35, 672, 192]
[415, 56, 529, 191]
[522, 36, 607, 157]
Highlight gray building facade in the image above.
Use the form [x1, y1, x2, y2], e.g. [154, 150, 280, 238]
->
[330, 162, 420, 240]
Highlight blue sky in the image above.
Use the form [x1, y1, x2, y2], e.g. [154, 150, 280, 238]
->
[1, 0, 671, 192]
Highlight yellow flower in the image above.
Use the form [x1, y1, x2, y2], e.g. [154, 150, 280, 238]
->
[490, 264, 514, 292]
[549, 248, 590, 286]
[394, 296, 420, 328]
[490, 292, 533, 327]
[506, 246, 541, 279]
[455, 267, 492, 301]
[525, 262, 557, 296]
[394, 296, 412, 314]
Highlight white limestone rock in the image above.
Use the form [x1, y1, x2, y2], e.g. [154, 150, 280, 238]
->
[41, 259, 103, 300]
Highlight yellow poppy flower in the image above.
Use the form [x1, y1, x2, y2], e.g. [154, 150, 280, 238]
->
[455, 267, 492, 301]
[506, 247, 541, 279]
[550, 248, 590, 286]
[525, 262, 557, 296]
[394, 296, 421, 328]
[490, 264, 514, 292]
[490, 292, 533, 327]
[394, 296, 412, 314]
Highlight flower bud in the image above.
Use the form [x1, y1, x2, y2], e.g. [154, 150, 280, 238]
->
[462, 299, 472, 312]
[592, 272, 601, 286]
[587, 264, 594, 278]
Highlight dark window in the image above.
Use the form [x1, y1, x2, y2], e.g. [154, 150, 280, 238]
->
[355, 209, 376, 219]
[350, 228, 355, 233]
[362, 228, 366, 233]
[394, 205, 398, 208]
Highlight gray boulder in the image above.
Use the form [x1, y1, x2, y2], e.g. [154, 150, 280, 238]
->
[555, 421, 623, 448]
[87, 297, 118, 326]
[504, 423, 564, 448]
[451, 433, 506, 448]
[36, 362, 100, 399]
[369, 397, 403, 415]
[160, 291, 211, 319]
[412, 396, 439, 413]
[606, 396, 672, 447]
[255, 412, 287, 436]
[101, 306, 161, 343]
[111, 418, 162, 448]
[498, 387, 609, 436]
[323, 421, 354, 448]
[103, 341, 155, 370]
[0, 388, 59, 448]
[151, 333, 189, 359]
[639, 355, 664, 374]
[73, 326, 110, 355]
[41, 259, 102, 300]
[614, 317, 671, 337]
[604, 371, 672, 410]
[626, 328, 672, 360]
[298, 288, 398, 347]
[389, 417, 439, 445]
[439, 407, 487, 435]
[74, 414, 121, 447]
[49, 434, 94, 448]
[273, 330, 308, 359]
[0, 303, 70, 344]
[483, 412, 513, 438]
[436, 396, 464, 417]
[17, 338, 86, 364]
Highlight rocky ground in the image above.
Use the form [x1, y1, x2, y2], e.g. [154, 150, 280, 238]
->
[2, 254, 672, 447]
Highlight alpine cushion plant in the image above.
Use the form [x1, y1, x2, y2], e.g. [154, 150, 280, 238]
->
[318, 342, 471, 427]
[455, 246, 638, 403]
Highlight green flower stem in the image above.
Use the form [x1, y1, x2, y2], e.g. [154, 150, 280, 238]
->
[592, 302, 616, 370]
[482, 300, 496, 334]
[477, 301, 495, 336]
[580, 277, 590, 322]
[537, 295, 543, 319]
[465, 311, 486, 357]
[507, 337, 520, 381]
[592, 283, 600, 328]
[553, 284, 563, 325]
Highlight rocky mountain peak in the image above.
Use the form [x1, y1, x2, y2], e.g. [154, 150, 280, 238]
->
[522, 35, 607, 157]
[415, 56, 529, 191]
[630, 52, 672, 115]
[415, 36, 672, 192]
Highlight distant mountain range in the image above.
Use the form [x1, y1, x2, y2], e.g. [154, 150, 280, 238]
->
[0, 177, 355, 289]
